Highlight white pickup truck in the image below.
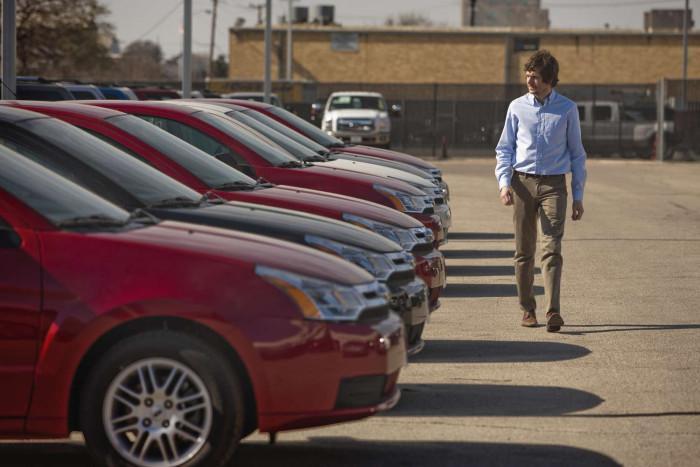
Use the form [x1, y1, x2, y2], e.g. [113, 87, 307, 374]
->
[577, 100, 674, 157]
[321, 91, 397, 148]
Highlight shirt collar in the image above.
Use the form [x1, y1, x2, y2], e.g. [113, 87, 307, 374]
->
[527, 89, 558, 107]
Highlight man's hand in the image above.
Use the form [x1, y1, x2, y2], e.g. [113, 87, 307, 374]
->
[499, 186, 513, 206]
[572, 200, 584, 220]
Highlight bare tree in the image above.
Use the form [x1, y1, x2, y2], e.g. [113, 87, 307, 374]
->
[385, 12, 434, 27]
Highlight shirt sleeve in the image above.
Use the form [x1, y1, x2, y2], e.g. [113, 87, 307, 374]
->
[567, 104, 587, 201]
[495, 103, 517, 191]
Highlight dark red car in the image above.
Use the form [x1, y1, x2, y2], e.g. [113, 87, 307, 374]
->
[82, 101, 445, 241]
[210, 98, 447, 190]
[0, 146, 405, 467]
[3, 101, 446, 309]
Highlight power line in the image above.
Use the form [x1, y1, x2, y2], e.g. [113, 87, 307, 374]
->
[133, 0, 184, 41]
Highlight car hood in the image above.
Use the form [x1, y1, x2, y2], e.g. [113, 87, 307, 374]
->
[334, 145, 438, 171]
[330, 152, 433, 180]
[326, 109, 387, 119]
[229, 185, 424, 229]
[302, 164, 427, 196]
[320, 159, 435, 189]
[117, 220, 373, 285]
[148, 203, 402, 254]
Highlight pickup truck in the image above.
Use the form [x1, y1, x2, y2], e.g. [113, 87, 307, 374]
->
[576, 100, 674, 158]
[321, 91, 399, 149]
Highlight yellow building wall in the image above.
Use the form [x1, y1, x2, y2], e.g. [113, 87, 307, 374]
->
[229, 28, 700, 84]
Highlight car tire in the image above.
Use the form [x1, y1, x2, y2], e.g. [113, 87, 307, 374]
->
[80, 330, 244, 467]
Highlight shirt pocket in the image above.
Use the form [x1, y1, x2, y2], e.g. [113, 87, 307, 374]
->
[544, 113, 566, 141]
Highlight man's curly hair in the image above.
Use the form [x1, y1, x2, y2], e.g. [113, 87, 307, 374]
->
[524, 50, 559, 87]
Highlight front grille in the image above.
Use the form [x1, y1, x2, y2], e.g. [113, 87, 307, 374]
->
[335, 374, 387, 409]
[357, 305, 390, 323]
[411, 242, 434, 256]
[337, 118, 375, 133]
[387, 269, 416, 289]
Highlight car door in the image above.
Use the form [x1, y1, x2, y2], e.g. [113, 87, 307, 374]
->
[0, 215, 42, 427]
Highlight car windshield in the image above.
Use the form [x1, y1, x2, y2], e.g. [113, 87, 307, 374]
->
[328, 95, 386, 111]
[12, 117, 202, 208]
[224, 111, 322, 161]
[266, 106, 345, 147]
[0, 145, 130, 226]
[193, 111, 299, 167]
[239, 109, 329, 154]
[106, 114, 256, 188]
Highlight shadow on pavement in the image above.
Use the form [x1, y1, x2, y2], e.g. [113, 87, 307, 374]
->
[386, 384, 604, 417]
[448, 232, 515, 240]
[443, 283, 544, 298]
[234, 437, 621, 467]
[412, 340, 590, 364]
[443, 249, 515, 259]
[0, 437, 621, 467]
[446, 265, 541, 276]
[560, 324, 700, 335]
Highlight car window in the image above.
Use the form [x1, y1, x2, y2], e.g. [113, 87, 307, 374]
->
[267, 106, 344, 147]
[106, 114, 257, 187]
[10, 118, 201, 208]
[239, 109, 329, 154]
[192, 111, 298, 167]
[329, 96, 386, 111]
[593, 105, 612, 122]
[81, 127, 155, 165]
[0, 145, 130, 226]
[137, 114, 257, 176]
[577, 106, 586, 121]
[71, 91, 97, 100]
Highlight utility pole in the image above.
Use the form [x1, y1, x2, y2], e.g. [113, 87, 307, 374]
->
[284, 0, 298, 81]
[208, 0, 219, 81]
[183, 0, 192, 98]
[681, 0, 689, 111]
[249, 2, 264, 25]
[263, 0, 272, 103]
[2, 0, 17, 99]
[470, 0, 477, 27]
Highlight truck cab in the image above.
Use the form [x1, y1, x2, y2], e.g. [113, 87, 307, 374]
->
[322, 91, 395, 148]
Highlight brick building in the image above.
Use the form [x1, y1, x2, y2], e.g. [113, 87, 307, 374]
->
[228, 25, 700, 85]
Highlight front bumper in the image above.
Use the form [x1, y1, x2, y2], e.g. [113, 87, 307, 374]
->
[414, 249, 446, 311]
[254, 312, 406, 433]
[389, 278, 429, 355]
[411, 212, 445, 247]
[434, 203, 452, 236]
[331, 130, 391, 147]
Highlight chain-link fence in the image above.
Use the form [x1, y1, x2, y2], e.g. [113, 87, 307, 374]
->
[140, 79, 700, 160]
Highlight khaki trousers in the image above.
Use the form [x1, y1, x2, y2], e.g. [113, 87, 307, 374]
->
[511, 171, 567, 315]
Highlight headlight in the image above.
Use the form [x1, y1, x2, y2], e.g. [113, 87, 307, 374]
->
[376, 116, 391, 132]
[374, 184, 431, 213]
[305, 235, 396, 281]
[256, 265, 388, 321]
[323, 119, 333, 131]
[342, 213, 433, 251]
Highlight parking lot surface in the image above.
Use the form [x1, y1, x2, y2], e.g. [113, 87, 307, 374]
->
[2, 158, 699, 466]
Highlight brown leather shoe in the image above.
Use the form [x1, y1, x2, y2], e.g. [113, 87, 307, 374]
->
[521, 311, 538, 327]
[546, 312, 564, 332]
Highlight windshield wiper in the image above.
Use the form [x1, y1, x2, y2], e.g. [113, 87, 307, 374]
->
[305, 155, 327, 162]
[128, 208, 160, 224]
[148, 196, 202, 208]
[277, 160, 304, 168]
[57, 214, 128, 228]
[213, 181, 256, 191]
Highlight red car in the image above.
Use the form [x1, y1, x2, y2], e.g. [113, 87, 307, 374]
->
[0, 146, 405, 467]
[210, 98, 448, 194]
[3, 101, 446, 309]
[82, 100, 445, 241]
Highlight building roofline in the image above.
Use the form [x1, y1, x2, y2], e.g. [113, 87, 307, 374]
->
[230, 25, 700, 37]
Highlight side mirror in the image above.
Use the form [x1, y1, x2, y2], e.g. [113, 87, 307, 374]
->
[390, 104, 402, 118]
[0, 226, 21, 249]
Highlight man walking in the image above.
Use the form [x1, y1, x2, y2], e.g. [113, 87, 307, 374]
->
[495, 50, 587, 332]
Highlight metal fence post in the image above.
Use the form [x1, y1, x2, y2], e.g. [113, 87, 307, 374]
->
[656, 78, 666, 162]
[1, 0, 17, 99]
[432, 83, 438, 158]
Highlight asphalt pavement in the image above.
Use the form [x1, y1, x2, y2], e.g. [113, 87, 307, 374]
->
[2, 158, 699, 466]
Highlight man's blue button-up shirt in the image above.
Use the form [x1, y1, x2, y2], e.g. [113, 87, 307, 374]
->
[495, 90, 587, 201]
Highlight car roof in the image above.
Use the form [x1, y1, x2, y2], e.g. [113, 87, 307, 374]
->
[0, 104, 52, 123]
[6, 101, 125, 119]
[328, 91, 384, 98]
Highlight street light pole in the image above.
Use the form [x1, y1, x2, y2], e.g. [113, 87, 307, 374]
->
[681, 0, 689, 111]
[286, 0, 293, 81]
[183, 0, 192, 98]
[2, 0, 17, 99]
[208, 0, 219, 81]
[263, 0, 272, 103]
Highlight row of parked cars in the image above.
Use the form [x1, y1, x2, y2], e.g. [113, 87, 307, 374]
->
[0, 96, 451, 467]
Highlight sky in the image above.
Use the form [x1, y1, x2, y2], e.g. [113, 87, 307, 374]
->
[102, 0, 700, 58]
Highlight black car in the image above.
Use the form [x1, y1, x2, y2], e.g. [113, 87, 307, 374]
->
[0, 106, 429, 354]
